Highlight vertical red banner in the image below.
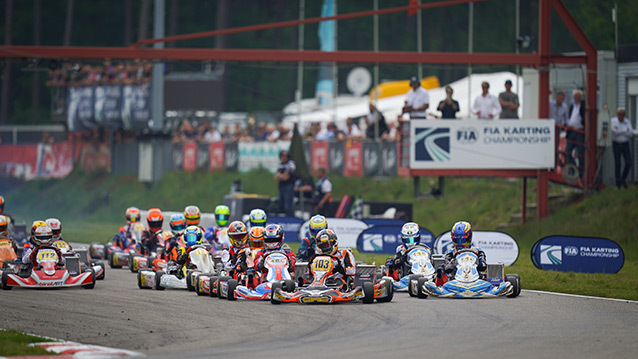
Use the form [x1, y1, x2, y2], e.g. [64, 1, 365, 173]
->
[208, 142, 225, 171]
[183, 142, 197, 172]
[344, 141, 363, 177]
[311, 141, 329, 172]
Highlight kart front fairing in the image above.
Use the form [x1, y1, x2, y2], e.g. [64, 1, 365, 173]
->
[392, 246, 436, 291]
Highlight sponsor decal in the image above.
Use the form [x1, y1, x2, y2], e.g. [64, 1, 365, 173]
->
[433, 231, 519, 266]
[356, 225, 434, 254]
[300, 296, 332, 303]
[531, 235, 624, 273]
[414, 127, 450, 162]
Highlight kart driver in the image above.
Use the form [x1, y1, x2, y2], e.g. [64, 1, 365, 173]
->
[254, 224, 296, 277]
[184, 205, 206, 233]
[386, 222, 432, 280]
[141, 208, 164, 255]
[225, 221, 252, 277]
[205, 205, 230, 249]
[163, 213, 187, 260]
[248, 208, 267, 228]
[22, 225, 65, 268]
[442, 221, 487, 279]
[248, 226, 265, 251]
[307, 228, 355, 290]
[173, 225, 205, 278]
[0, 215, 19, 267]
[297, 215, 327, 261]
[113, 207, 141, 250]
[23, 220, 47, 255]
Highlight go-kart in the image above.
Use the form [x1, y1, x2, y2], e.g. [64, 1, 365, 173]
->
[0, 238, 20, 273]
[219, 250, 293, 301]
[195, 249, 244, 297]
[1, 247, 96, 290]
[137, 246, 214, 291]
[53, 240, 106, 280]
[420, 248, 521, 298]
[382, 246, 437, 295]
[271, 254, 393, 304]
[128, 230, 174, 273]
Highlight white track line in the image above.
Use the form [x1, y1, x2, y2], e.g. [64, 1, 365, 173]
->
[522, 289, 638, 303]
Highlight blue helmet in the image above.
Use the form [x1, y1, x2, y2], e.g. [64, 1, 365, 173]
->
[249, 208, 267, 227]
[169, 213, 187, 236]
[183, 226, 203, 248]
[400, 222, 421, 247]
[451, 221, 472, 249]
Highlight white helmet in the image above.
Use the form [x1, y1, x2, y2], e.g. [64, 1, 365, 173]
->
[33, 225, 54, 246]
[45, 218, 62, 241]
[400, 222, 421, 247]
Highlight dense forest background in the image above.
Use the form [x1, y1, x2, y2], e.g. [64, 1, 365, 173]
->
[1, 0, 637, 125]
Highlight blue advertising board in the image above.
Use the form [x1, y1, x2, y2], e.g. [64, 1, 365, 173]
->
[531, 235, 624, 274]
[268, 217, 304, 243]
[357, 225, 434, 254]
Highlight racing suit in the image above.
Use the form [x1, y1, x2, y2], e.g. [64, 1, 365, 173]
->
[113, 223, 137, 250]
[442, 246, 487, 279]
[0, 236, 18, 267]
[296, 231, 317, 262]
[254, 248, 296, 277]
[386, 243, 432, 279]
[141, 229, 162, 255]
[204, 226, 229, 251]
[22, 245, 65, 267]
[306, 249, 354, 290]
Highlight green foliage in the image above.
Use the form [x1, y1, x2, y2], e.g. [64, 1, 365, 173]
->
[0, 329, 55, 356]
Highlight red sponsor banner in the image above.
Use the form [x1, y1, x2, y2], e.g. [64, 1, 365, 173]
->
[344, 141, 363, 177]
[183, 142, 197, 172]
[209, 142, 225, 171]
[311, 141, 329, 172]
[0, 144, 38, 179]
[37, 142, 74, 179]
[78, 143, 112, 173]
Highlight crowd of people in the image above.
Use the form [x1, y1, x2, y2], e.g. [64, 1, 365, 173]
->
[47, 61, 153, 87]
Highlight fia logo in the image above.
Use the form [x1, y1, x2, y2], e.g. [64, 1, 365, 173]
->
[456, 127, 478, 144]
[564, 246, 579, 256]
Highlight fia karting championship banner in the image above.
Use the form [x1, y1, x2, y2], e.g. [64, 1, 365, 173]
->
[410, 119, 555, 169]
[434, 231, 519, 266]
[357, 225, 435, 254]
[531, 235, 624, 274]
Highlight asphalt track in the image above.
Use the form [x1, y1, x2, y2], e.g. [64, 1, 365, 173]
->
[2, 257, 637, 359]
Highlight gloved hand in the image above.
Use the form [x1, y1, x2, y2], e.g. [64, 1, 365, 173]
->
[436, 265, 445, 279]
[385, 257, 394, 268]
[334, 261, 345, 275]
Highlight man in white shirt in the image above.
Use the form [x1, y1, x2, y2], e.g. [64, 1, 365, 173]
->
[610, 107, 634, 188]
[566, 90, 585, 178]
[345, 117, 363, 139]
[549, 91, 569, 126]
[472, 82, 501, 120]
[402, 76, 429, 119]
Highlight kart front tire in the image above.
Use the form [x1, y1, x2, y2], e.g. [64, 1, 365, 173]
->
[362, 281, 374, 304]
[208, 276, 219, 298]
[96, 263, 105, 280]
[108, 252, 121, 269]
[217, 276, 230, 299]
[416, 277, 429, 299]
[506, 274, 521, 298]
[82, 269, 96, 289]
[270, 281, 282, 305]
[155, 270, 166, 291]
[408, 274, 422, 297]
[2, 270, 13, 290]
[227, 279, 238, 301]
[186, 270, 196, 292]
[376, 277, 394, 303]
[195, 275, 206, 296]
[137, 271, 145, 289]
[283, 279, 295, 292]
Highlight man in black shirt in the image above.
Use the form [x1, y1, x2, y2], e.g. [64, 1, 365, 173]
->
[274, 150, 296, 217]
[437, 86, 460, 119]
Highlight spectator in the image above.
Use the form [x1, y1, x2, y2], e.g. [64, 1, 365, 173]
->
[266, 123, 280, 142]
[499, 80, 520, 119]
[304, 123, 320, 141]
[316, 122, 336, 141]
[549, 91, 569, 126]
[199, 120, 222, 143]
[294, 175, 315, 204]
[277, 124, 292, 141]
[330, 122, 346, 142]
[221, 125, 233, 142]
[274, 150, 296, 217]
[40, 132, 55, 145]
[472, 81, 501, 120]
[172, 120, 198, 143]
[365, 103, 389, 139]
[313, 167, 332, 215]
[345, 117, 364, 139]
[238, 129, 255, 142]
[382, 121, 398, 141]
[437, 86, 460, 119]
[610, 107, 633, 188]
[402, 76, 429, 120]
[232, 123, 243, 142]
[255, 122, 268, 141]
[566, 89, 586, 178]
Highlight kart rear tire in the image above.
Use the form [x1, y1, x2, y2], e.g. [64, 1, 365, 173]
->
[129, 255, 141, 273]
[270, 281, 282, 305]
[108, 252, 121, 269]
[362, 281, 374, 304]
[408, 274, 422, 297]
[155, 270, 166, 291]
[195, 275, 206, 296]
[227, 279, 238, 301]
[82, 269, 96, 289]
[137, 271, 145, 289]
[283, 279, 295, 292]
[96, 263, 105, 280]
[416, 277, 429, 299]
[376, 277, 394, 303]
[217, 276, 231, 299]
[2, 270, 13, 290]
[506, 274, 521, 298]
[186, 270, 196, 292]
[208, 276, 219, 298]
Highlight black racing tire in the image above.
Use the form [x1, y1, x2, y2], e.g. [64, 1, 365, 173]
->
[208, 276, 219, 298]
[506, 274, 521, 298]
[227, 279, 238, 301]
[144, 256, 154, 270]
[195, 275, 206, 296]
[270, 281, 283, 305]
[376, 278, 394, 303]
[362, 281, 374, 304]
[416, 277, 429, 299]
[137, 271, 145, 289]
[2, 270, 13, 290]
[186, 270, 196, 292]
[82, 269, 96, 289]
[96, 263, 106, 280]
[217, 276, 230, 299]
[108, 252, 121, 269]
[155, 270, 166, 291]
[283, 279, 295, 292]
[408, 274, 422, 297]
[130, 255, 143, 273]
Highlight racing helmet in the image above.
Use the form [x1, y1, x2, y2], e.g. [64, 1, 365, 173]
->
[31, 220, 47, 237]
[400, 222, 421, 247]
[45, 218, 62, 241]
[263, 224, 284, 250]
[214, 205, 230, 227]
[146, 208, 163, 233]
[228, 221, 248, 248]
[125, 207, 141, 224]
[184, 205, 201, 226]
[248, 226, 265, 250]
[249, 208, 267, 227]
[0, 215, 7, 236]
[33, 225, 54, 246]
[183, 226, 204, 248]
[0, 195, 4, 214]
[315, 229, 338, 255]
[451, 221, 472, 249]
[169, 213, 187, 236]
[308, 215, 328, 239]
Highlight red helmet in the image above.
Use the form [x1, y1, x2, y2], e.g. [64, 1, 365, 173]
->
[125, 207, 141, 223]
[228, 221, 248, 248]
[146, 208, 163, 232]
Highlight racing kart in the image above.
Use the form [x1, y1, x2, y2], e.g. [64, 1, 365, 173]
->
[1, 247, 96, 290]
[218, 250, 294, 301]
[53, 240, 106, 280]
[271, 254, 393, 304]
[381, 246, 437, 295]
[137, 246, 214, 290]
[420, 248, 521, 298]
[194, 250, 245, 298]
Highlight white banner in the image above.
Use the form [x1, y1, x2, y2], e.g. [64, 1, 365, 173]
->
[433, 231, 519, 266]
[298, 218, 369, 248]
[409, 119, 555, 169]
[238, 141, 291, 173]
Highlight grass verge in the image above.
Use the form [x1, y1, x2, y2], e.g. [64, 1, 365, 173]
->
[0, 329, 56, 356]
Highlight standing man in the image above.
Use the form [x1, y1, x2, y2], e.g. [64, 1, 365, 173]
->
[313, 167, 333, 215]
[498, 80, 520, 119]
[274, 150, 296, 217]
[402, 76, 429, 120]
[566, 90, 586, 179]
[437, 86, 460, 119]
[611, 108, 634, 188]
[472, 82, 501, 120]
[549, 91, 569, 126]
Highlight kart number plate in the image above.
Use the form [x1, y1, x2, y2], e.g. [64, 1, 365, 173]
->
[53, 241, 70, 250]
[37, 250, 58, 261]
[311, 258, 334, 272]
